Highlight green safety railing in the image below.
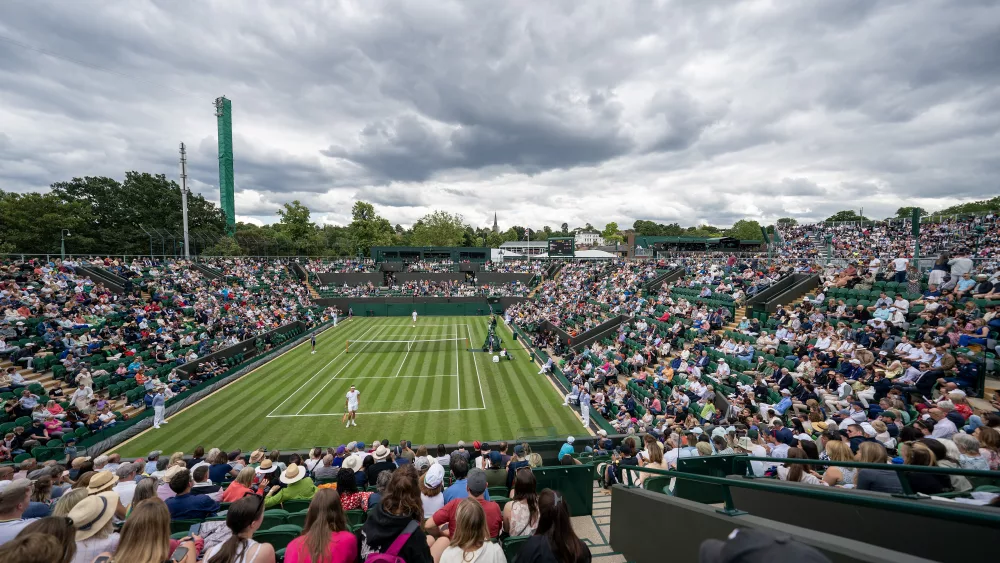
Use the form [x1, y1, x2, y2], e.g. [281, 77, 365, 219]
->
[615, 463, 1000, 527]
[739, 455, 1000, 497]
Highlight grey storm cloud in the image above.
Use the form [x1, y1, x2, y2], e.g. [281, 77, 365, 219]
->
[1, 0, 999, 228]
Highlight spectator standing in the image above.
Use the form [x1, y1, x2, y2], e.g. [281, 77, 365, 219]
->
[151, 386, 166, 429]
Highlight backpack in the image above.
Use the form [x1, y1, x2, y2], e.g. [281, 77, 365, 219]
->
[365, 520, 418, 563]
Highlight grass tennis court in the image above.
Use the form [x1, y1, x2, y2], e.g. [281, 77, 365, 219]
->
[113, 317, 585, 457]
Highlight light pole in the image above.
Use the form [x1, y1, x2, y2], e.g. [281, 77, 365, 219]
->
[60, 229, 70, 260]
[180, 142, 191, 259]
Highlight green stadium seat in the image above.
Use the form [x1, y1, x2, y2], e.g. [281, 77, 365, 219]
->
[286, 510, 308, 528]
[280, 499, 311, 513]
[261, 509, 288, 530]
[253, 527, 300, 552]
[502, 536, 532, 562]
[169, 519, 201, 535]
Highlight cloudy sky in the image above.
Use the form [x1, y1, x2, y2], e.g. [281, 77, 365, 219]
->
[2, 0, 998, 231]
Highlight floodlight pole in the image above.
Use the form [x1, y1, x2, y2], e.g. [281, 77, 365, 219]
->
[180, 143, 191, 259]
[60, 229, 70, 260]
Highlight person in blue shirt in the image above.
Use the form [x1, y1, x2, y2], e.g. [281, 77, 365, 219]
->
[151, 387, 166, 429]
[558, 436, 576, 460]
[773, 389, 793, 416]
[164, 468, 219, 520]
[442, 456, 490, 503]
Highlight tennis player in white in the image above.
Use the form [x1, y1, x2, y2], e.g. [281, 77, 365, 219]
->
[344, 384, 360, 427]
[412, 310, 418, 326]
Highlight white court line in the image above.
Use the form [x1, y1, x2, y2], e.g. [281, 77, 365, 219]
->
[391, 326, 418, 380]
[266, 322, 381, 417]
[468, 323, 486, 409]
[267, 407, 486, 418]
[456, 324, 462, 409]
[350, 374, 458, 379]
[294, 323, 391, 415]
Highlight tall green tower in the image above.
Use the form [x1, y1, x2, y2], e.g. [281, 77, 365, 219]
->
[214, 96, 236, 236]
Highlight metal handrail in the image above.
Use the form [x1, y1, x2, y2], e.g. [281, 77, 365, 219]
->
[616, 464, 1000, 527]
[741, 455, 1000, 480]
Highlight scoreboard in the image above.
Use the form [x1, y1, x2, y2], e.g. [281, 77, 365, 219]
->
[548, 237, 575, 257]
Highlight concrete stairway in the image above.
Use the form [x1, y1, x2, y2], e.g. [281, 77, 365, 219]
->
[722, 306, 748, 332]
[304, 278, 321, 299]
[1, 358, 61, 392]
[569, 480, 626, 562]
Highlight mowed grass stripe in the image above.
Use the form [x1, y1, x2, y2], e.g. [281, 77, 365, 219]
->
[116, 320, 373, 455]
[306, 322, 396, 414]
[114, 317, 585, 456]
[272, 320, 381, 415]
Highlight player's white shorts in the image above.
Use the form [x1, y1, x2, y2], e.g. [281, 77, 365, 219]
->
[347, 405, 358, 413]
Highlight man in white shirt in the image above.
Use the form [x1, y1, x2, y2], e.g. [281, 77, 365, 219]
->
[868, 257, 881, 275]
[824, 374, 853, 413]
[814, 334, 832, 351]
[113, 462, 140, 508]
[765, 433, 789, 459]
[344, 384, 360, 428]
[944, 254, 974, 289]
[928, 408, 957, 439]
[734, 436, 769, 476]
[893, 337, 914, 358]
[891, 255, 910, 283]
[0, 479, 35, 544]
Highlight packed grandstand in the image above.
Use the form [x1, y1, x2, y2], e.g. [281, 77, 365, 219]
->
[1, 211, 999, 563]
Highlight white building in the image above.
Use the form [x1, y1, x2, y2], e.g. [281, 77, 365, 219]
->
[498, 240, 549, 256]
[575, 231, 604, 247]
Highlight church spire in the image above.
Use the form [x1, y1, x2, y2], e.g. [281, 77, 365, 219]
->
[492, 211, 499, 233]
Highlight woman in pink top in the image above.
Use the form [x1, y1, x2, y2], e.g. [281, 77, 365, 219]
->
[284, 489, 357, 563]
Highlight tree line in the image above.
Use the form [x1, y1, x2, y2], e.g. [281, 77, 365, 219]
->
[5, 170, 993, 257]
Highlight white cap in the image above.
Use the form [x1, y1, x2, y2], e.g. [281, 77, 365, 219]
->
[567, 436, 575, 444]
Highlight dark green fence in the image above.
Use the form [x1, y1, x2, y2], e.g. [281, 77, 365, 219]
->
[350, 301, 497, 317]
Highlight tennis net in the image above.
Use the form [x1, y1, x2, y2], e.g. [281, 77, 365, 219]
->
[345, 337, 469, 353]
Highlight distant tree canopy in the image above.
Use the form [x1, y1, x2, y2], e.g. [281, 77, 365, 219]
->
[725, 219, 762, 241]
[825, 210, 869, 223]
[1, 172, 226, 256]
[632, 220, 684, 236]
[935, 196, 1000, 217]
[5, 172, 995, 256]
